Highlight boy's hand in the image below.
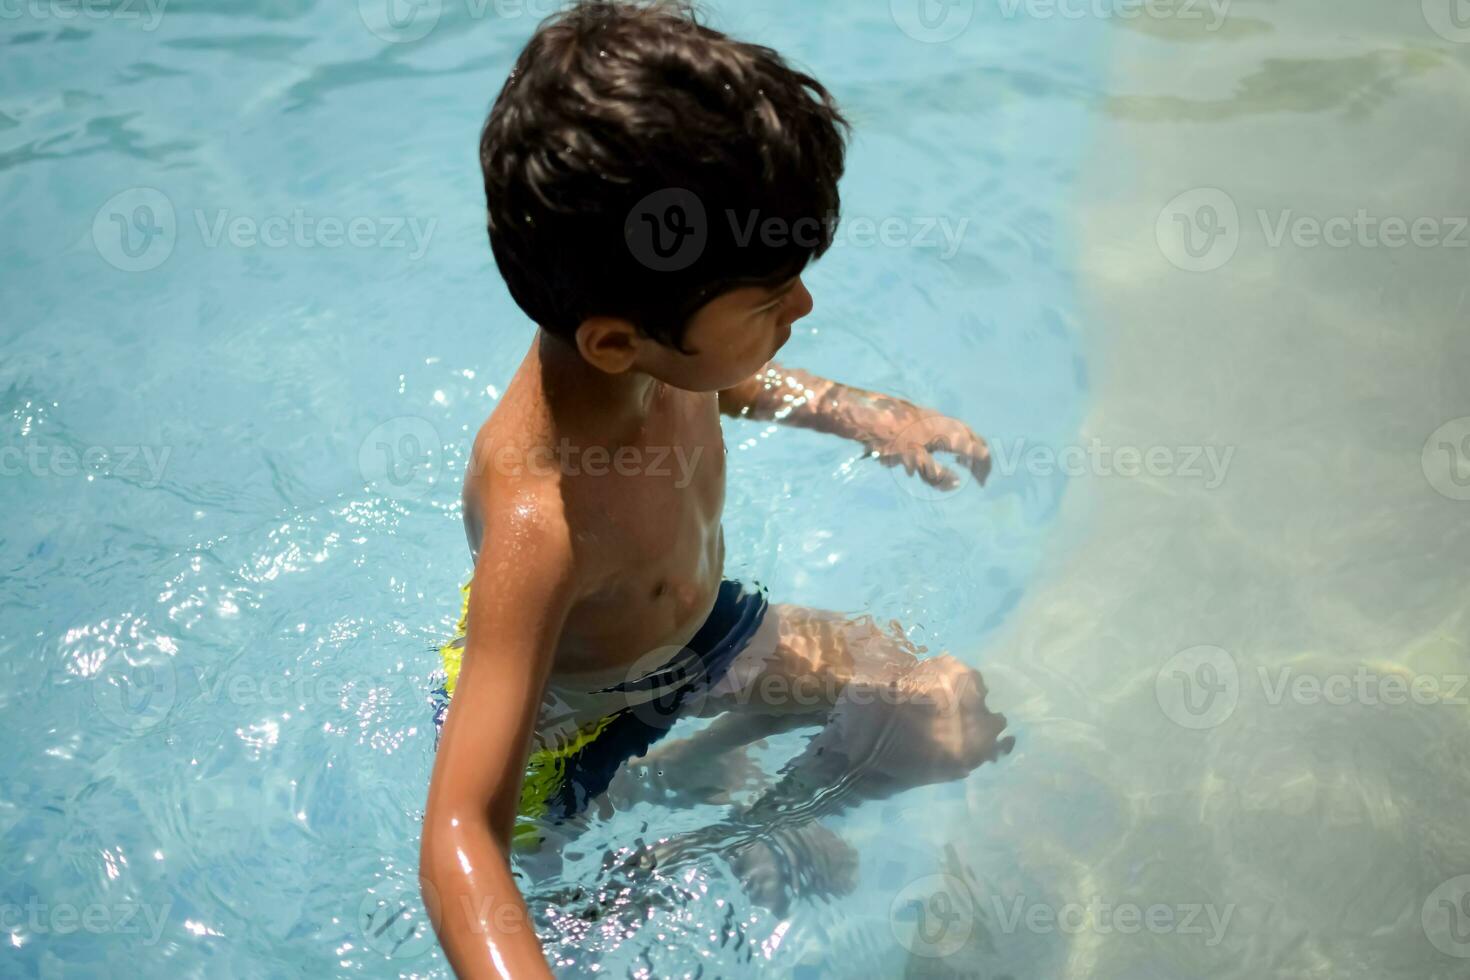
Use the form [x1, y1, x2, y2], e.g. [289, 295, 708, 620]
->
[864, 407, 992, 491]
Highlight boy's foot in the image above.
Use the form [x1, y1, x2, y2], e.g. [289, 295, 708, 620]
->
[611, 819, 858, 918]
[728, 821, 859, 916]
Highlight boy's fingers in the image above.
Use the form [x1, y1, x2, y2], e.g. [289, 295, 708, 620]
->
[920, 427, 990, 488]
[874, 444, 961, 490]
[954, 431, 990, 477]
[918, 452, 959, 489]
[969, 443, 992, 485]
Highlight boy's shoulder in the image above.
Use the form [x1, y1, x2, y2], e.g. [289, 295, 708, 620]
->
[469, 339, 558, 465]
[466, 390, 555, 495]
[460, 362, 566, 538]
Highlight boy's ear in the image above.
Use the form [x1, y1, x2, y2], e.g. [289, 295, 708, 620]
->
[574, 316, 642, 374]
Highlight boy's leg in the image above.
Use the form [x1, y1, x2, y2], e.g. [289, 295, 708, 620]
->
[625, 604, 1011, 876]
[612, 606, 915, 806]
[615, 709, 817, 807]
[702, 603, 928, 718]
[635, 602, 1009, 805]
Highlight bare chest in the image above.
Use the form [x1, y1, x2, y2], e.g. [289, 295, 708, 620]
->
[553, 391, 730, 675]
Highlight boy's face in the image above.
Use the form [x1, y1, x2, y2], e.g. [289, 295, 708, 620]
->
[644, 275, 813, 392]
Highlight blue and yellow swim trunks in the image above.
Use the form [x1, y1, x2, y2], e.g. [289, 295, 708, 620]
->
[432, 579, 768, 848]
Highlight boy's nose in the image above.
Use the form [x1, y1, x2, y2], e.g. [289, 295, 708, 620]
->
[785, 278, 814, 324]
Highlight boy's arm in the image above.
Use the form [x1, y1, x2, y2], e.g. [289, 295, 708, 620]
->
[420, 490, 576, 980]
[718, 361, 991, 489]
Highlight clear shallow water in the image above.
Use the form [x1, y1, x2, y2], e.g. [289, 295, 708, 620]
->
[1, 2, 1091, 976]
[999, 4, 1470, 980]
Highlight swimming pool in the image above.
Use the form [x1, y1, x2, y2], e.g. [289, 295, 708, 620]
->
[4, 0, 1467, 977]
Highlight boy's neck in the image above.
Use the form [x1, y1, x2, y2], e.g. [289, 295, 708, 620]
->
[535, 329, 664, 446]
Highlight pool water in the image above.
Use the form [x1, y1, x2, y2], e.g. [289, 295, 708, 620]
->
[4, 0, 1468, 977]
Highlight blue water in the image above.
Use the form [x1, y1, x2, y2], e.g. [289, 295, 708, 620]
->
[0, 2, 1096, 975]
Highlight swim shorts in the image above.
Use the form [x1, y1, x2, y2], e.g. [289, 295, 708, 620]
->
[432, 579, 768, 848]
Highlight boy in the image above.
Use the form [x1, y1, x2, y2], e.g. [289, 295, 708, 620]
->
[419, 3, 1011, 976]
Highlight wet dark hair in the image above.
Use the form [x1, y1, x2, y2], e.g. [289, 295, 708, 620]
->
[480, 0, 849, 352]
